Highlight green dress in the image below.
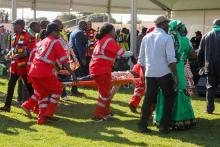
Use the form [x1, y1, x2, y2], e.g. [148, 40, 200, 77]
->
[154, 21, 196, 130]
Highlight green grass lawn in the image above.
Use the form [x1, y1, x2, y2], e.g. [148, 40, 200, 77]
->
[1, 79, 220, 147]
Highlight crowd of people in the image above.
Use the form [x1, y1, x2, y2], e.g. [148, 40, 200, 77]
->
[0, 14, 220, 134]
[0, 10, 9, 23]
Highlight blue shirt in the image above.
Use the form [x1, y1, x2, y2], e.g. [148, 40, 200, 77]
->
[69, 27, 88, 61]
[139, 27, 176, 77]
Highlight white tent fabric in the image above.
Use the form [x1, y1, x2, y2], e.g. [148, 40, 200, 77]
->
[1, 0, 220, 53]
[0, 0, 164, 14]
[172, 10, 220, 37]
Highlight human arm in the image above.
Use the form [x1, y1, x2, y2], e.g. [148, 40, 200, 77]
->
[138, 38, 146, 83]
[166, 37, 178, 85]
[197, 36, 205, 68]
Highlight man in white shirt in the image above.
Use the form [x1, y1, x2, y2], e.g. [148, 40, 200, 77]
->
[138, 16, 178, 134]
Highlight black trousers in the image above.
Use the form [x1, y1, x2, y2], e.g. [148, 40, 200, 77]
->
[139, 74, 175, 128]
[4, 73, 34, 108]
[17, 79, 29, 102]
[206, 74, 220, 113]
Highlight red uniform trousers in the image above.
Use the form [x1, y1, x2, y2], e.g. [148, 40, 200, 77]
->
[129, 83, 145, 108]
[31, 75, 62, 124]
[21, 90, 39, 114]
[93, 73, 112, 118]
[129, 82, 155, 114]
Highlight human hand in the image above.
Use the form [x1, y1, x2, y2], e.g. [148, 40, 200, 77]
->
[173, 76, 178, 89]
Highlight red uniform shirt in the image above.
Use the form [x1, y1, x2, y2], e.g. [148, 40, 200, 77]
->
[29, 36, 69, 77]
[90, 35, 125, 76]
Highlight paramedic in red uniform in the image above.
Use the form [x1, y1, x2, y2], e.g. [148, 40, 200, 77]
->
[90, 23, 133, 122]
[28, 23, 77, 124]
[128, 63, 145, 113]
[0, 19, 34, 112]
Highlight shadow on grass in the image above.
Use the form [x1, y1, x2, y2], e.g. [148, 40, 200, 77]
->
[0, 114, 36, 135]
[57, 100, 138, 120]
[147, 117, 220, 146]
[49, 117, 147, 146]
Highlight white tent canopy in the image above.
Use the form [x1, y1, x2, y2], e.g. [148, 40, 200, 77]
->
[0, 0, 165, 14]
[1, 0, 220, 53]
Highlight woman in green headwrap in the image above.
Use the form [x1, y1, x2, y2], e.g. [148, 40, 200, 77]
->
[154, 20, 196, 130]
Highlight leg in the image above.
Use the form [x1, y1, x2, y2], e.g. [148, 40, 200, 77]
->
[158, 74, 175, 131]
[138, 77, 158, 131]
[93, 73, 112, 119]
[1, 73, 19, 110]
[17, 79, 23, 103]
[23, 75, 34, 98]
[21, 90, 40, 118]
[129, 84, 145, 112]
[44, 76, 62, 118]
[206, 75, 217, 114]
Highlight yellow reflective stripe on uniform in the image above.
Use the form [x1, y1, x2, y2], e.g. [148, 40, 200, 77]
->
[94, 55, 115, 62]
[34, 90, 39, 96]
[31, 95, 38, 101]
[51, 94, 60, 98]
[117, 48, 124, 56]
[92, 38, 115, 62]
[39, 39, 59, 64]
[100, 96, 109, 101]
[97, 102, 106, 108]
[133, 92, 141, 97]
[50, 98, 59, 104]
[101, 38, 113, 54]
[40, 97, 49, 102]
[59, 56, 68, 62]
[39, 104, 48, 108]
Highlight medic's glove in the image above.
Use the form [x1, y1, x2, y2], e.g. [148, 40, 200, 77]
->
[122, 51, 133, 58]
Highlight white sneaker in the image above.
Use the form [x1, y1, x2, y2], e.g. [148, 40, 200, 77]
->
[62, 96, 69, 101]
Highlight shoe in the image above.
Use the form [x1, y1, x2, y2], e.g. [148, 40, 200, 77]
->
[128, 104, 138, 113]
[204, 111, 213, 114]
[44, 116, 59, 121]
[92, 116, 106, 123]
[21, 106, 32, 119]
[137, 122, 151, 133]
[138, 128, 152, 133]
[62, 96, 69, 101]
[103, 112, 114, 120]
[159, 126, 170, 134]
[0, 106, 10, 112]
[72, 91, 84, 97]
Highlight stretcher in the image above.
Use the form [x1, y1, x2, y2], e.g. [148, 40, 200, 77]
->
[63, 78, 141, 87]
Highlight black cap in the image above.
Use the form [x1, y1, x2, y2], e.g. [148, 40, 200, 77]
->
[0, 24, 4, 28]
[11, 19, 25, 26]
[45, 22, 59, 36]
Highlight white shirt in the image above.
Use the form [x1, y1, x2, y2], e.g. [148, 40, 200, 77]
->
[138, 27, 176, 77]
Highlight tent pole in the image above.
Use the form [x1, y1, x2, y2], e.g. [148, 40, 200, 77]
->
[130, 0, 137, 56]
[107, 0, 111, 23]
[33, 0, 36, 20]
[203, 9, 206, 34]
[11, 0, 17, 21]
